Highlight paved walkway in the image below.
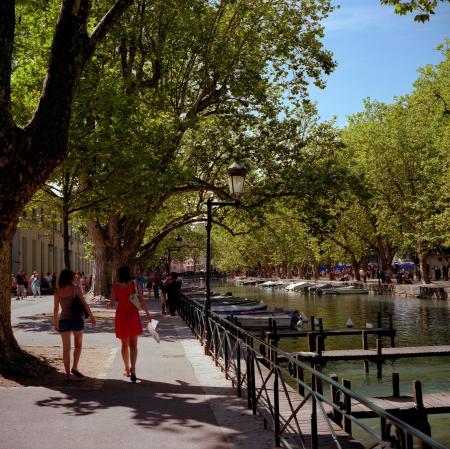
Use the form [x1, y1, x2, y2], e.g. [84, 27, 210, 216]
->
[1, 296, 275, 449]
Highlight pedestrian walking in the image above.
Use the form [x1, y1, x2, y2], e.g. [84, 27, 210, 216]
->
[164, 272, 182, 316]
[151, 270, 161, 299]
[23, 272, 29, 298]
[30, 271, 41, 297]
[53, 269, 96, 382]
[108, 265, 152, 383]
[15, 271, 26, 300]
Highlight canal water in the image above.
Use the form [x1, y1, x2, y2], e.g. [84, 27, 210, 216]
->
[212, 281, 450, 446]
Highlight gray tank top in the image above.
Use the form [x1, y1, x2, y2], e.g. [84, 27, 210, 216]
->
[59, 288, 76, 320]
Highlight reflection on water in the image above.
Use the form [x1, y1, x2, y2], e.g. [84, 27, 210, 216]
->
[213, 282, 450, 446]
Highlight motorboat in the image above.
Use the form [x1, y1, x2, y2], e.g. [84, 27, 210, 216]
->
[286, 281, 314, 292]
[212, 302, 268, 313]
[235, 312, 298, 330]
[310, 283, 333, 294]
[320, 286, 369, 294]
[260, 280, 292, 288]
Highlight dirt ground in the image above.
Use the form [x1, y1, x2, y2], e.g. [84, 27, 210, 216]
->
[34, 309, 116, 321]
[0, 346, 116, 389]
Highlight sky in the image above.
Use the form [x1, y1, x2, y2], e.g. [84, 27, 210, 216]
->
[309, 0, 450, 127]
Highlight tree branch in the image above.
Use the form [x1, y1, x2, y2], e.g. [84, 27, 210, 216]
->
[84, 0, 135, 63]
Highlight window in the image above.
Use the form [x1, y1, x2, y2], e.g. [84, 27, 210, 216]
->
[22, 237, 28, 273]
[32, 240, 37, 271]
[41, 241, 45, 272]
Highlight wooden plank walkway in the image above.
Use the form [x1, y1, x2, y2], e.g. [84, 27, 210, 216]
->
[352, 391, 450, 418]
[252, 362, 365, 449]
[295, 345, 450, 362]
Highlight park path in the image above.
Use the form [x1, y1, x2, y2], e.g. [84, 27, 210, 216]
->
[1, 296, 275, 449]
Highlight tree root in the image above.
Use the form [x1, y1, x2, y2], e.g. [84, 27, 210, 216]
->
[0, 345, 54, 379]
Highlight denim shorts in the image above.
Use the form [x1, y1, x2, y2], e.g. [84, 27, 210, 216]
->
[59, 318, 84, 332]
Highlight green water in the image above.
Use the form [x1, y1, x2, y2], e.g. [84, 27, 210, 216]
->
[213, 282, 450, 446]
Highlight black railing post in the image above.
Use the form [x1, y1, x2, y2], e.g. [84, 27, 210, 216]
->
[224, 329, 229, 379]
[251, 343, 257, 416]
[311, 371, 318, 449]
[236, 339, 242, 397]
[296, 354, 305, 397]
[246, 336, 252, 410]
[273, 342, 281, 447]
[330, 374, 342, 425]
[343, 378, 352, 435]
[376, 338, 383, 378]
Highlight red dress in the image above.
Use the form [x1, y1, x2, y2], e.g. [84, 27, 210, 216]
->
[113, 283, 143, 339]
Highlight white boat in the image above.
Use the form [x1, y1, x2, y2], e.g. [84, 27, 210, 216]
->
[309, 283, 333, 293]
[286, 281, 314, 292]
[236, 313, 295, 330]
[259, 280, 282, 288]
[213, 302, 268, 313]
[323, 286, 369, 295]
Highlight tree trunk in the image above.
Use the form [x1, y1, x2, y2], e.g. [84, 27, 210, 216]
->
[0, 0, 133, 371]
[0, 237, 20, 361]
[417, 243, 430, 284]
[351, 253, 361, 280]
[62, 208, 70, 269]
[312, 261, 320, 280]
[88, 221, 112, 296]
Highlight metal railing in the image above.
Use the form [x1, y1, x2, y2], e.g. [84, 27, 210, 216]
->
[179, 295, 447, 449]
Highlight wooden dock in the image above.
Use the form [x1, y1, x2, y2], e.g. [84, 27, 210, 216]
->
[352, 390, 450, 418]
[295, 345, 450, 362]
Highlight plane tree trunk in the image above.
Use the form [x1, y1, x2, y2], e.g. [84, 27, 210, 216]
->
[0, 0, 133, 374]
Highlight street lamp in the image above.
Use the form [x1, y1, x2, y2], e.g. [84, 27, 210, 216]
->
[167, 234, 183, 273]
[204, 161, 247, 354]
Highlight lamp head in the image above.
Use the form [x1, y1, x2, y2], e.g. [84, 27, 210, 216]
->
[175, 234, 183, 248]
[227, 161, 247, 200]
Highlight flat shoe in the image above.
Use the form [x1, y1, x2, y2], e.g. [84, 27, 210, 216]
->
[71, 369, 85, 378]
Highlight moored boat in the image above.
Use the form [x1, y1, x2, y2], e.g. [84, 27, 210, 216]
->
[286, 281, 314, 292]
[235, 312, 296, 330]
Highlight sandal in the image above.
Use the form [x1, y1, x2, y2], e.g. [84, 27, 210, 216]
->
[71, 369, 85, 378]
[130, 369, 137, 383]
[64, 374, 73, 382]
[123, 370, 131, 377]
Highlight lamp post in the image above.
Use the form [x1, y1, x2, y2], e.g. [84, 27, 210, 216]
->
[204, 161, 247, 354]
[166, 234, 183, 273]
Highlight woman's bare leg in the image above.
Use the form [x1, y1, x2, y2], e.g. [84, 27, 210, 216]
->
[129, 336, 138, 373]
[60, 332, 71, 377]
[121, 338, 130, 374]
[72, 330, 83, 372]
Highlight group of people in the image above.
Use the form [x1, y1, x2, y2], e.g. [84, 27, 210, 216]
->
[143, 270, 182, 316]
[12, 270, 93, 299]
[431, 265, 449, 281]
[53, 266, 182, 383]
[12, 271, 56, 299]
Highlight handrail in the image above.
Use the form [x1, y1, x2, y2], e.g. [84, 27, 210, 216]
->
[179, 294, 447, 449]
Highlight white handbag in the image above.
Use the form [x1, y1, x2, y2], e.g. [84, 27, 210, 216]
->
[129, 280, 142, 310]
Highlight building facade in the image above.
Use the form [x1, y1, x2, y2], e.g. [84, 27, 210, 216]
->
[11, 212, 93, 277]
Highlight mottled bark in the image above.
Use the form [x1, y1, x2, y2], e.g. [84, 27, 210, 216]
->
[417, 242, 430, 284]
[0, 0, 134, 366]
[350, 253, 361, 280]
[88, 221, 111, 296]
[0, 237, 19, 360]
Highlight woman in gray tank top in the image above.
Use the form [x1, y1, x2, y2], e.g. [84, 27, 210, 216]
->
[53, 269, 96, 382]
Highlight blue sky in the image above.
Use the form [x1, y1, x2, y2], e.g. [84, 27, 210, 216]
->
[309, 0, 450, 127]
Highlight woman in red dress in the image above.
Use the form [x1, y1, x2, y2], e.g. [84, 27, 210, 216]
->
[108, 266, 152, 382]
